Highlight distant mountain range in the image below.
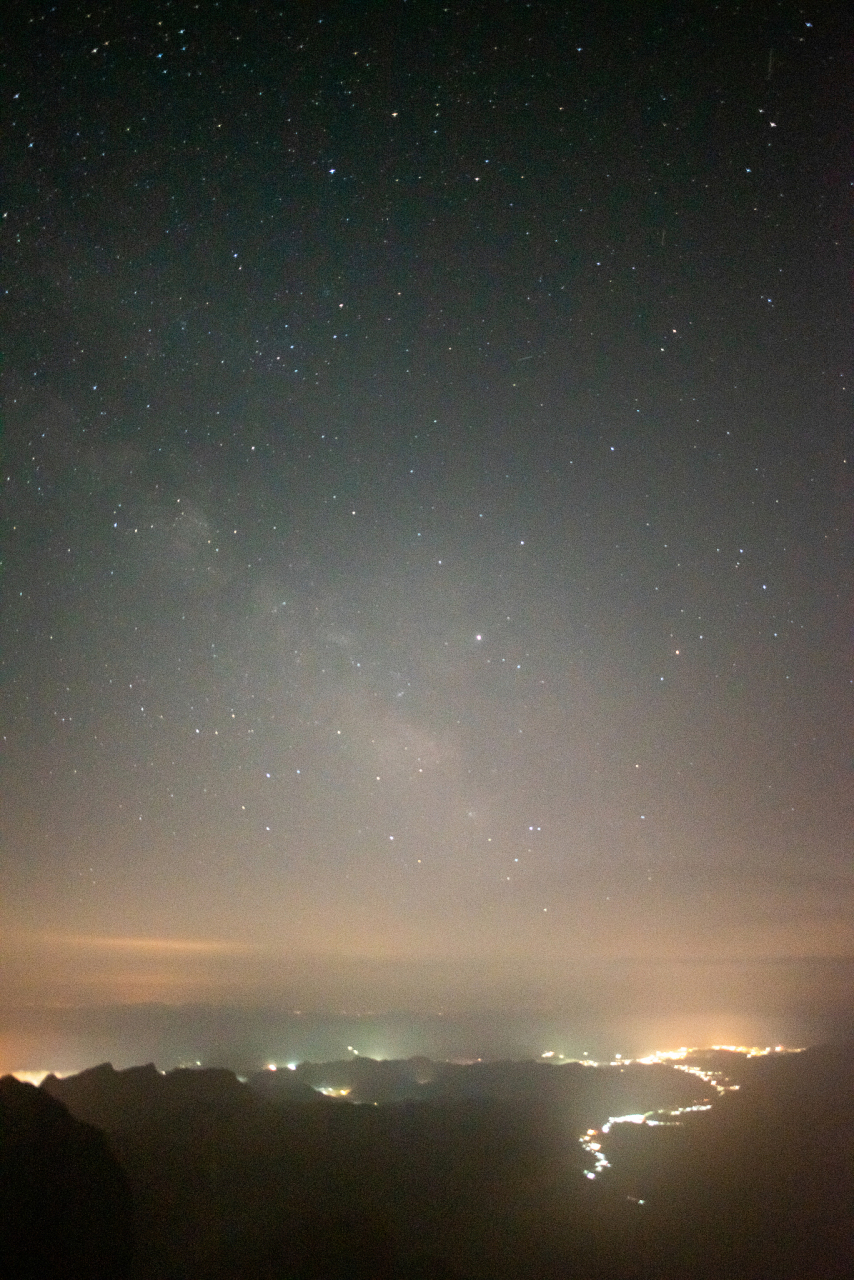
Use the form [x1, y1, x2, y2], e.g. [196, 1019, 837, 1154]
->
[2, 1044, 851, 1278]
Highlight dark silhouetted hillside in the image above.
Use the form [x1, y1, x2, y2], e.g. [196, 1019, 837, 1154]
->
[34, 1046, 854, 1278]
[0, 1075, 134, 1280]
[577, 1043, 854, 1279]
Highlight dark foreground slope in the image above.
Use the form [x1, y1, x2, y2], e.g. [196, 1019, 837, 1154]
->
[0, 1075, 134, 1279]
[37, 1046, 853, 1279]
[567, 1043, 854, 1280]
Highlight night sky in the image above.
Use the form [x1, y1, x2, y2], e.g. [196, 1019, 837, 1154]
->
[2, 1, 851, 1069]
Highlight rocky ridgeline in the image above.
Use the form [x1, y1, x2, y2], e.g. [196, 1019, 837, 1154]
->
[1, 1046, 851, 1279]
[0, 1075, 135, 1279]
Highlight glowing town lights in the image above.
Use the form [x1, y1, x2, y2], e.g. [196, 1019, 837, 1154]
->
[710, 1044, 805, 1057]
[580, 1127, 612, 1178]
[9, 1071, 52, 1086]
[637, 1047, 692, 1064]
[577, 1045, 802, 1182]
[601, 1114, 648, 1132]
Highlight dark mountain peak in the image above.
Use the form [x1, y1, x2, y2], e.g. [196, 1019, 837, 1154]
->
[42, 1060, 260, 1132]
[0, 1075, 134, 1279]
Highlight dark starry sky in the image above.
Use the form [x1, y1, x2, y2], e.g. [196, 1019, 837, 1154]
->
[1, 0, 851, 1064]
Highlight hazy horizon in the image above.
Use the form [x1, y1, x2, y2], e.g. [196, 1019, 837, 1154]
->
[4, 952, 852, 1077]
